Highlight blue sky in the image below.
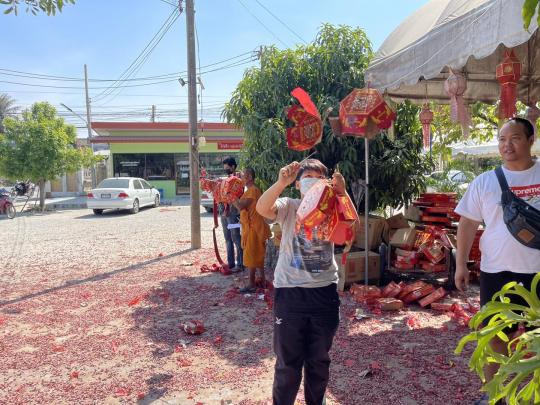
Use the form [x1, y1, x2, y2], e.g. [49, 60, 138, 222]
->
[1, 0, 429, 135]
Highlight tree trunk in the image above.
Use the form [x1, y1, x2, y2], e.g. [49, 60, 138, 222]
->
[39, 180, 46, 212]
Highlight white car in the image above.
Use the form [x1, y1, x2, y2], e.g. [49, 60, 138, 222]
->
[87, 177, 160, 215]
[201, 190, 214, 212]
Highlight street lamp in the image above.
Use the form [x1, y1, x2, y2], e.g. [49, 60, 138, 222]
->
[60, 103, 97, 188]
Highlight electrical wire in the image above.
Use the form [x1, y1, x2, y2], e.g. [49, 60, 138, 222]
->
[93, 9, 181, 103]
[235, 0, 289, 48]
[0, 50, 255, 83]
[157, 0, 177, 7]
[253, 0, 307, 44]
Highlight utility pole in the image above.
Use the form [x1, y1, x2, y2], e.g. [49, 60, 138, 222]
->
[84, 64, 97, 188]
[185, 0, 201, 249]
[151, 105, 156, 122]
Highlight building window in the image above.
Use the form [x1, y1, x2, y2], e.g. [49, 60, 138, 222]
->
[113, 153, 175, 180]
[114, 154, 144, 178]
[145, 154, 175, 180]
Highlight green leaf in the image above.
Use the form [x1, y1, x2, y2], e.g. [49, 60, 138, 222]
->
[522, 0, 539, 30]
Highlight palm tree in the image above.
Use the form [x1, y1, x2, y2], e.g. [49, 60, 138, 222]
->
[0, 94, 18, 133]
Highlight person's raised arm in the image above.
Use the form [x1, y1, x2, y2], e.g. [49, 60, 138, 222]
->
[455, 216, 481, 291]
[256, 162, 300, 221]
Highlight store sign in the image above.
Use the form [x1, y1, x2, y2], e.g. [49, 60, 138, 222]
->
[217, 141, 243, 150]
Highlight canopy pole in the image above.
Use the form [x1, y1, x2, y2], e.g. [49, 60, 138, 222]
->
[364, 137, 369, 286]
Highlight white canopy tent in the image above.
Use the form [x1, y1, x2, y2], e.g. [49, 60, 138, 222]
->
[366, 0, 539, 105]
[452, 140, 540, 157]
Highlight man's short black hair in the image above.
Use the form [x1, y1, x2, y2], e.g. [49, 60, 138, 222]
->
[508, 117, 535, 139]
[222, 156, 237, 168]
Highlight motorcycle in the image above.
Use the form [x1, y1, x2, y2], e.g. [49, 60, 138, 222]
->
[0, 190, 16, 219]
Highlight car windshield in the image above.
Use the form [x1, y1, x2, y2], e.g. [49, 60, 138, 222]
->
[97, 179, 130, 189]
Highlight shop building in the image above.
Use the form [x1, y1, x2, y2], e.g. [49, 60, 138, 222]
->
[90, 122, 243, 199]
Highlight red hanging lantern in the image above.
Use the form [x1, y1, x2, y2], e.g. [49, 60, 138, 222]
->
[419, 104, 434, 150]
[286, 87, 322, 151]
[444, 69, 471, 137]
[338, 88, 396, 139]
[496, 50, 522, 119]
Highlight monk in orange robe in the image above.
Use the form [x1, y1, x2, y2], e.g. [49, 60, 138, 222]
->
[233, 168, 271, 292]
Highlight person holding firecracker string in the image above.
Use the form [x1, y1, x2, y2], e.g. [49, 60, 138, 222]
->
[455, 117, 540, 405]
[231, 167, 271, 293]
[219, 156, 244, 273]
[256, 158, 347, 405]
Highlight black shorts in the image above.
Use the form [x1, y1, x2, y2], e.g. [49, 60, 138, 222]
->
[480, 271, 539, 333]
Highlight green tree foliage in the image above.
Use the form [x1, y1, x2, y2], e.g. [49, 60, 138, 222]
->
[523, 0, 540, 30]
[430, 102, 500, 163]
[1, 0, 74, 15]
[0, 93, 18, 133]
[456, 274, 540, 405]
[224, 24, 431, 212]
[0, 102, 99, 209]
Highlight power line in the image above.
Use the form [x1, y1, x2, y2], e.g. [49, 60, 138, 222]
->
[93, 8, 181, 103]
[0, 59, 255, 91]
[235, 0, 289, 48]
[0, 50, 257, 83]
[253, 0, 307, 44]
[157, 0, 177, 7]
[0, 78, 180, 90]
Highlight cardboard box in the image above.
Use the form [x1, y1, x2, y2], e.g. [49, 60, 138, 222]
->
[336, 251, 380, 291]
[355, 215, 388, 250]
[390, 227, 417, 249]
[404, 206, 422, 222]
[387, 213, 409, 229]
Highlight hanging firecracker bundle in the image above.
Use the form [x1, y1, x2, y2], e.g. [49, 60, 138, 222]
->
[496, 50, 522, 119]
[444, 69, 471, 137]
[419, 104, 434, 150]
[285, 87, 322, 151]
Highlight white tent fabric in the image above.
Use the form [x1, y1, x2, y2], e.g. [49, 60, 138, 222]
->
[451, 140, 540, 157]
[366, 0, 539, 105]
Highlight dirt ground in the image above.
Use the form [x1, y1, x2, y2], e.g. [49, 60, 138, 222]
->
[0, 207, 482, 404]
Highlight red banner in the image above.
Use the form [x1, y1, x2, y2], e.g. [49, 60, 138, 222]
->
[217, 141, 243, 150]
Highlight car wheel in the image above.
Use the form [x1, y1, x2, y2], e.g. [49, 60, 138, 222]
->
[6, 203, 16, 219]
[153, 195, 160, 208]
[130, 199, 140, 214]
[93, 209, 104, 215]
[204, 207, 213, 213]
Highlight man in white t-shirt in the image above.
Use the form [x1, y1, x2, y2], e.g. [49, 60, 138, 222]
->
[455, 117, 540, 405]
[256, 159, 345, 405]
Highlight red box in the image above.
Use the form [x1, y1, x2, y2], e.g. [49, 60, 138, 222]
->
[297, 181, 335, 229]
[381, 281, 402, 298]
[219, 176, 245, 204]
[402, 284, 435, 304]
[326, 194, 359, 245]
[397, 281, 427, 299]
[418, 287, 446, 307]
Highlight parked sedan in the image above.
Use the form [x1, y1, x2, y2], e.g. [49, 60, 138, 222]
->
[87, 177, 160, 215]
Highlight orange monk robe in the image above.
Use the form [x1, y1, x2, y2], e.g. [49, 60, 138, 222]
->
[240, 186, 271, 268]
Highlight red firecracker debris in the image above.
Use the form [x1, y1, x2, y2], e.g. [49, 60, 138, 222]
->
[70, 371, 79, 379]
[177, 358, 192, 367]
[406, 315, 421, 329]
[182, 320, 206, 335]
[158, 252, 164, 257]
[344, 359, 355, 367]
[137, 392, 145, 400]
[115, 387, 131, 397]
